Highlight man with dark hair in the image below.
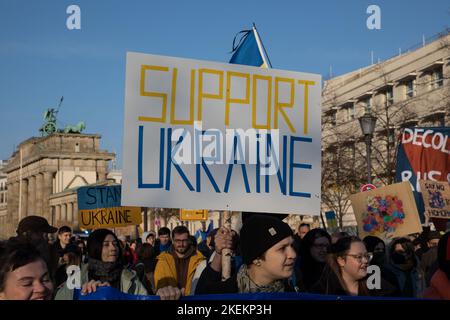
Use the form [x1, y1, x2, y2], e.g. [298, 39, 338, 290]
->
[51, 226, 73, 271]
[293, 223, 310, 255]
[154, 225, 205, 298]
[154, 227, 172, 256]
[12, 215, 58, 277]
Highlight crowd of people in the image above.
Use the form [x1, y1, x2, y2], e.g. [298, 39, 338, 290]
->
[0, 213, 449, 300]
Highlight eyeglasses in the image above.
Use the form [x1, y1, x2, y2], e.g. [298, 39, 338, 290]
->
[346, 253, 373, 263]
[173, 239, 189, 244]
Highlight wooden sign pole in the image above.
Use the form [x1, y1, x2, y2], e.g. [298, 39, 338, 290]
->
[221, 210, 232, 281]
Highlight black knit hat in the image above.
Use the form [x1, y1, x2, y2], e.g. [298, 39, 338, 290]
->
[240, 214, 293, 265]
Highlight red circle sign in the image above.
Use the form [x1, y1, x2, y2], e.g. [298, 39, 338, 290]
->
[360, 184, 377, 192]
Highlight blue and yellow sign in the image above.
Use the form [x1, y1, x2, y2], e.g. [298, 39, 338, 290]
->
[77, 185, 142, 229]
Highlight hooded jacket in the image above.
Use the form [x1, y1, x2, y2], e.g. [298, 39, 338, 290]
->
[153, 249, 204, 295]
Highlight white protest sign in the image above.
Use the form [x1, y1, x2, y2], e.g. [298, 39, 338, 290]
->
[122, 52, 321, 215]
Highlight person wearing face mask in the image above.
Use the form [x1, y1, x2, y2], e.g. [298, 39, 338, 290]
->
[311, 236, 374, 296]
[55, 229, 148, 299]
[420, 231, 441, 287]
[295, 228, 331, 291]
[195, 214, 297, 294]
[384, 237, 425, 298]
[0, 240, 54, 300]
[362, 235, 399, 296]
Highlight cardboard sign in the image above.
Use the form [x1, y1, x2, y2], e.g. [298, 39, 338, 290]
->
[180, 209, 208, 221]
[419, 180, 450, 219]
[350, 181, 422, 241]
[77, 185, 142, 229]
[121, 52, 322, 215]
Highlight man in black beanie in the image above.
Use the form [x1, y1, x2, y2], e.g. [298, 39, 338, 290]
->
[195, 214, 297, 294]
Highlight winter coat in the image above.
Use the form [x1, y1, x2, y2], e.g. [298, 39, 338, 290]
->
[384, 260, 425, 298]
[195, 264, 295, 294]
[54, 263, 148, 300]
[153, 250, 205, 295]
[423, 269, 450, 300]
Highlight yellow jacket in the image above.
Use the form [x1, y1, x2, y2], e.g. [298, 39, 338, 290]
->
[154, 250, 205, 295]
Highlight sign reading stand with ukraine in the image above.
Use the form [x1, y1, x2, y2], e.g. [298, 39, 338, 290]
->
[77, 185, 142, 229]
[121, 51, 321, 215]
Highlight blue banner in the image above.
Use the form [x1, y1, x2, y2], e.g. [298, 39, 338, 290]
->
[75, 286, 420, 301]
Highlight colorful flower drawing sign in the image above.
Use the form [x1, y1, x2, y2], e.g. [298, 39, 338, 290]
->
[350, 181, 422, 241]
[362, 195, 406, 238]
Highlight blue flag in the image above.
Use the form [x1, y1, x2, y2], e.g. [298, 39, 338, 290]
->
[229, 25, 271, 68]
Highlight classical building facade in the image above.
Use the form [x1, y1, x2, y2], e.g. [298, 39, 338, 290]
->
[321, 32, 450, 227]
[0, 160, 8, 219]
[0, 133, 115, 239]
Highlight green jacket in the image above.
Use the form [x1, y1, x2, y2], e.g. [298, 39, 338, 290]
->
[54, 263, 148, 300]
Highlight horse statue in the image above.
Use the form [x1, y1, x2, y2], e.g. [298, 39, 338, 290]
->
[63, 121, 86, 134]
[39, 108, 58, 135]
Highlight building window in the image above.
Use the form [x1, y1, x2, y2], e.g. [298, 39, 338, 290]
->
[406, 79, 416, 98]
[330, 111, 337, 125]
[345, 105, 355, 121]
[75, 143, 80, 153]
[362, 97, 372, 113]
[386, 87, 394, 106]
[431, 68, 443, 89]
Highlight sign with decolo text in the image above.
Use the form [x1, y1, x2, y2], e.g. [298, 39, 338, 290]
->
[77, 185, 142, 229]
[122, 52, 321, 215]
[419, 180, 450, 219]
[395, 127, 450, 224]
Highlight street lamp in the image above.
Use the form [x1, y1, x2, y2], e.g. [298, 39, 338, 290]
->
[358, 111, 377, 184]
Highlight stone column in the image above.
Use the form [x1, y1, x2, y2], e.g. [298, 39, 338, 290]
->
[56, 204, 61, 224]
[35, 173, 43, 216]
[27, 175, 36, 214]
[7, 181, 18, 236]
[61, 203, 67, 222]
[42, 172, 53, 221]
[143, 207, 148, 232]
[73, 201, 78, 227]
[67, 202, 73, 224]
[20, 178, 28, 219]
[96, 160, 107, 182]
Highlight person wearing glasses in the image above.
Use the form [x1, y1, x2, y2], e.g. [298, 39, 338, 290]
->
[311, 236, 375, 296]
[153, 226, 205, 299]
[295, 228, 331, 291]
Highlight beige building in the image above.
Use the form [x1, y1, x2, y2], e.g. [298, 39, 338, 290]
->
[0, 133, 115, 239]
[0, 160, 8, 220]
[321, 32, 450, 228]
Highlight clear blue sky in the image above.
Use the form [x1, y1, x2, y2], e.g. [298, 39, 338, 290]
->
[1, 0, 449, 166]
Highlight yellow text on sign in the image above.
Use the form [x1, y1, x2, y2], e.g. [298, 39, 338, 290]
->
[180, 209, 208, 221]
[78, 206, 142, 229]
[138, 65, 316, 134]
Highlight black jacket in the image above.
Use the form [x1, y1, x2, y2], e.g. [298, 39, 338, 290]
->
[195, 264, 295, 295]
